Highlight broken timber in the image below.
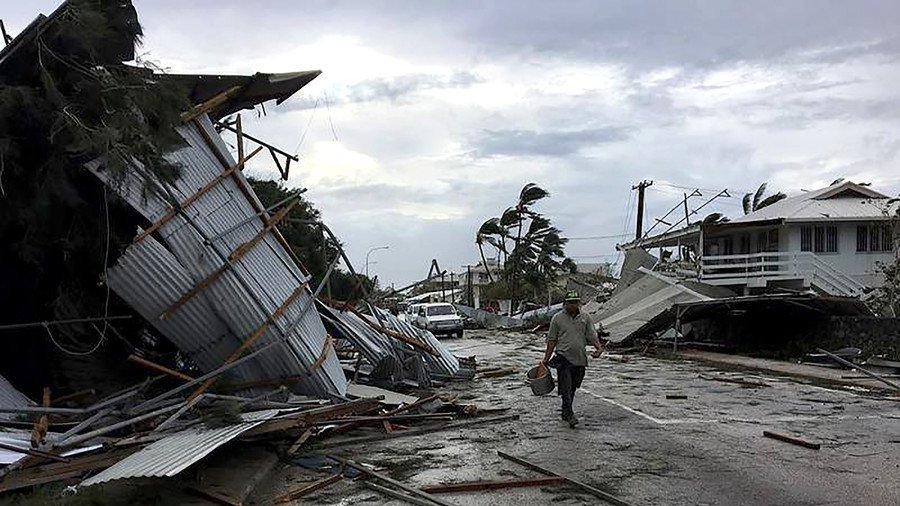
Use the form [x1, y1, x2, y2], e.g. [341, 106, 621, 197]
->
[133, 145, 263, 244]
[497, 451, 635, 506]
[160, 198, 301, 319]
[762, 430, 821, 450]
[329, 456, 458, 506]
[816, 348, 900, 392]
[273, 473, 343, 504]
[419, 476, 563, 494]
[127, 354, 195, 382]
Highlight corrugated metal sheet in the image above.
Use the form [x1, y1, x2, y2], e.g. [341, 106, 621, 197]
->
[80, 410, 278, 487]
[0, 374, 34, 422]
[593, 268, 729, 342]
[373, 309, 462, 377]
[88, 115, 346, 398]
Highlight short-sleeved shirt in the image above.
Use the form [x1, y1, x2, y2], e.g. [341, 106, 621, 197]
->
[547, 310, 597, 367]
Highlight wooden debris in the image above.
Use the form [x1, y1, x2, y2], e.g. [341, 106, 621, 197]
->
[364, 481, 436, 506]
[288, 428, 315, 454]
[817, 348, 900, 392]
[497, 451, 634, 506]
[665, 394, 688, 400]
[762, 430, 821, 450]
[321, 414, 520, 449]
[273, 473, 343, 504]
[128, 354, 195, 382]
[478, 368, 517, 379]
[330, 457, 458, 506]
[699, 374, 771, 388]
[420, 476, 563, 494]
[0, 442, 69, 463]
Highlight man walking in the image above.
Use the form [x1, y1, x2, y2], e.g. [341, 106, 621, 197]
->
[542, 291, 604, 428]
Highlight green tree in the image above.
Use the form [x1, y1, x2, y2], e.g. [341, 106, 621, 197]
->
[247, 178, 374, 301]
[474, 183, 572, 305]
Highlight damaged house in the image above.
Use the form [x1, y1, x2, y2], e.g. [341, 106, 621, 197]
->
[594, 181, 899, 349]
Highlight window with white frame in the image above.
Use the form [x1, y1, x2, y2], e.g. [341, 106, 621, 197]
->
[857, 224, 894, 252]
[801, 225, 838, 253]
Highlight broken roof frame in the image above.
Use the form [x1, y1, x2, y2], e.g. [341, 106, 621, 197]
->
[89, 114, 347, 399]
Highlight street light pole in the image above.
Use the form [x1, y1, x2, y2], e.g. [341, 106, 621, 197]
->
[365, 246, 390, 279]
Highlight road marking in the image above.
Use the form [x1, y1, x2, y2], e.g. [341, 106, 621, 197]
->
[580, 389, 898, 426]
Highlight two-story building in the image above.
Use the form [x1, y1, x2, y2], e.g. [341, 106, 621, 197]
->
[619, 181, 898, 297]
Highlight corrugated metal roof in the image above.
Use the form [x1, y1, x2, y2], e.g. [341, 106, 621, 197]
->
[0, 374, 34, 422]
[88, 115, 346, 398]
[80, 410, 278, 487]
[594, 269, 726, 343]
[731, 182, 896, 224]
[373, 309, 461, 377]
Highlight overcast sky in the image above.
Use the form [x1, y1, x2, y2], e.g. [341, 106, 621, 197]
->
[6, 1, 900, 286]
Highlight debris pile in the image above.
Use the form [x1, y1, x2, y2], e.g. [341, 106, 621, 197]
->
[0, 1, 479, 498]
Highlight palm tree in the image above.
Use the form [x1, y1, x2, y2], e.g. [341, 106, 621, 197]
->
[475, 218, 503, 283]
[742, 182, 787, 215]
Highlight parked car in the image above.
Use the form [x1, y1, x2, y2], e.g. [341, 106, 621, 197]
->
[414, 303, 464, 338]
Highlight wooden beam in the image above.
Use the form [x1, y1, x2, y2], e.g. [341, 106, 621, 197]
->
[128, 354, 195, 382]
[497, 451, 634, 506]
[420, 476, 562, 494]
[181, 86, 242, 122]
[363, 482, 435, 506]
[186, 281, 309, 401]
[762, 430, 821, 450]
[288, 428, 315, 454]
[192, 120, 312, 278]
[160, 198, 301, 320]
[329, 457, 458, 506]
[31, 387, 50, 448]
[133, 146, 263, 244]
[0, 442, 69, 463]
[273, 473, 343, 504]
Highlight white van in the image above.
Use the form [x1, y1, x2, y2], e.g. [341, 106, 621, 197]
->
[414, 303, 464, 338]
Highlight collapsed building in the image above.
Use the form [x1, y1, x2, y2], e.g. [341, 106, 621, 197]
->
[0, 1, 476, 496]
[591, 181, 899, 354]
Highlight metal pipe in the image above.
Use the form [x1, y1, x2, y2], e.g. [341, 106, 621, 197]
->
[816, 348, 900, 392]
[0, 315, 131, 332]
[58, 402, 183, 448]
[215, 122, 300, 161]
[203, 189, 307, 245]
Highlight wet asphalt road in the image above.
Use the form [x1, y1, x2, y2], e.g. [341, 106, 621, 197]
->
[263, 330, 900, 506]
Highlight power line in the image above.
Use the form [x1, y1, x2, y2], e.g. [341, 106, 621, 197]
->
[568, 234, 631, 240]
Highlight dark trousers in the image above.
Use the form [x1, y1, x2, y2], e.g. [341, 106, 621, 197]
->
[556, 360, 586, 420]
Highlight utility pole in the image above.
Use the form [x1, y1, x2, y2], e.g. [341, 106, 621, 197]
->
[467, 265, 474, 307]
[633, 180, 653, 239]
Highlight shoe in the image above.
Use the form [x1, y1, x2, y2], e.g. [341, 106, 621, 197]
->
[568, 416, 579, 428]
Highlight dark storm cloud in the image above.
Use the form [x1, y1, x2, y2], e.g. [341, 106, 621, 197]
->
[286, 71, 481, 110]
[469, 127, 632, 158]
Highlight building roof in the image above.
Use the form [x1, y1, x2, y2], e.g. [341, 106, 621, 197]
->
[731, 181, 894, 224]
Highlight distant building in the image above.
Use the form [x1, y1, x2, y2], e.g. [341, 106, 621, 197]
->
[457, 258, 503, 308]
[574, 262, 613, 277]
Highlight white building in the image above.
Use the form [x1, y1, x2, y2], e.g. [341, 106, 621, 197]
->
[621, 181, 898, 297]
[456, 258, 503, 308]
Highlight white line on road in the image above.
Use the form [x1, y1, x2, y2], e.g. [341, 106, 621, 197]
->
[581, 389, 897, 426]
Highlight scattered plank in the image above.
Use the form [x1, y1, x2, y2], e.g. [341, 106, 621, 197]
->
[665, 395, 687, 400]
[127, 354, 195, 382]
[273, 473, 343, 504]
[288, 428, 315, 455]
[699, 374, 770, 388]
[364, 481, 436, 506]
[0, 442, 69, 463]
[497, 451, 635, 506]
[762, 430, 821, 450]
[478, 368, 518, 379]
[330, 457, 458, 506]
[320, 414, 519, 449]
[817, 348, 900, 392]
[420, 476, 563, 494]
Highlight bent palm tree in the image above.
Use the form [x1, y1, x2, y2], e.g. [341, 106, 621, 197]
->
[475, 218, 503, 283]
[742, 182, 787, 215]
